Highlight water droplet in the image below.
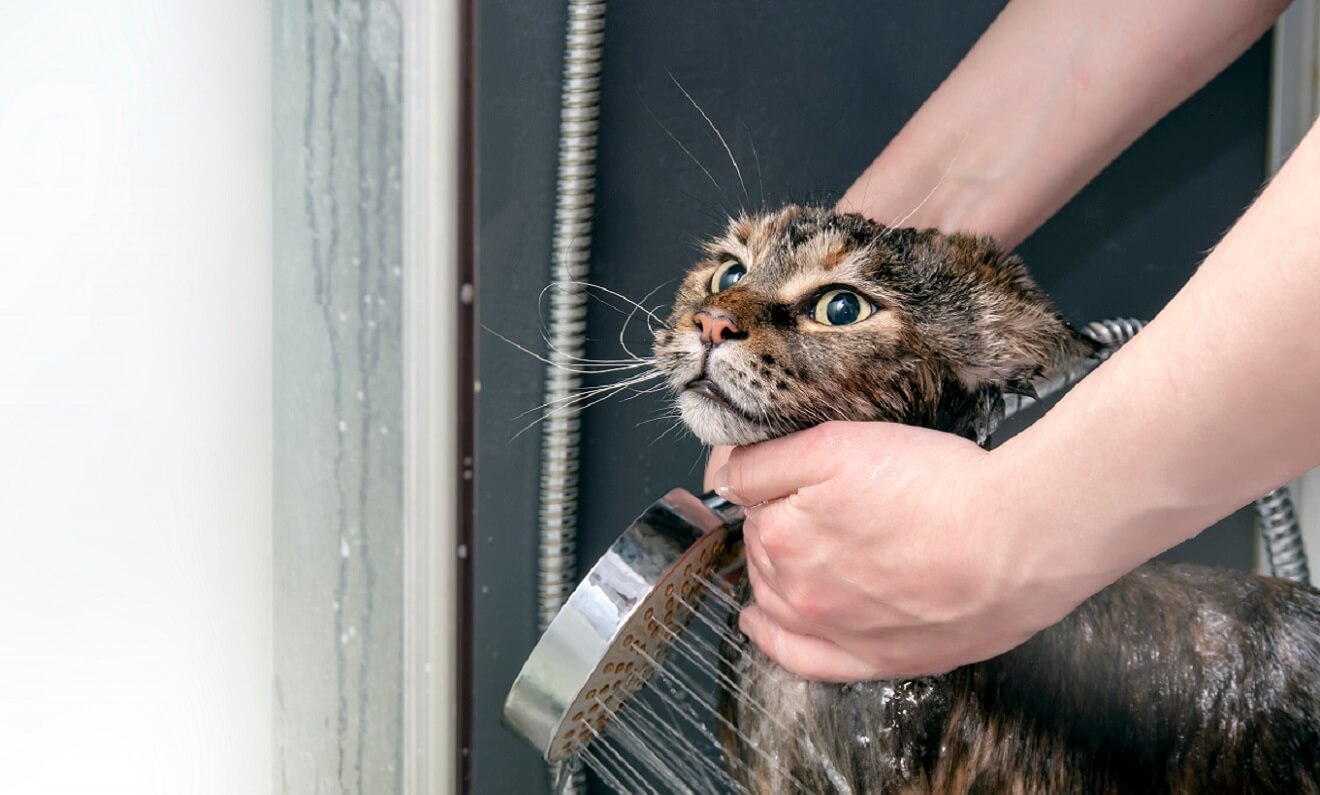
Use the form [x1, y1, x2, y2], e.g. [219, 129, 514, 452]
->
[481, 584, 490, 595]
[347, 626, 357, 638]
[459, 283, 474, 304]
[423, 663, 433, 675]
[380, 425, 389, 435]
[338, 419, 348, 433]
[457, 544, 468, 559]
[340, 538, 351, 558]
[356, 390, 365, 402]
[340, 634, 349, 644]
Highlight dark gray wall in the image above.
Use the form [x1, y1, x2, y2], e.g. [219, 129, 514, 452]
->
[473, 3, 1270, 791]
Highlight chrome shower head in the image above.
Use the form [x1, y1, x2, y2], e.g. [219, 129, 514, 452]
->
[503, 488, 744, 761]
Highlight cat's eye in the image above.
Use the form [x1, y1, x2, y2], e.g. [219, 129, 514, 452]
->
[812, 289, 874, 326]
[710, 260, 747, 293]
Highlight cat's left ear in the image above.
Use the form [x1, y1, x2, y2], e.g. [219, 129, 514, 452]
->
[974, 315, 1102, 392]
[943, 246, 1103, 391]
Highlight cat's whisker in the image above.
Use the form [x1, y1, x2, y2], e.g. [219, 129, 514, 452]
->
[742, 120, 767, 209]
[671, 192, 738, 229]
[510, 377, 664, 441]
[620, 382, 669, 404]
[650, 416, 691, 447]
[637, 409, 683, 428]
[512, 371, 665, 421]
[543, 280, 667, 328]
[669, 71, 749, 206]
[483, 325, 654, 374]
[883, 131, 968, 234]
[617, 280, 675, 361]
[642, 98, 737, 214]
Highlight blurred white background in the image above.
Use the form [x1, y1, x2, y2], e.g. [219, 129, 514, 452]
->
[0, 2, 273, 793]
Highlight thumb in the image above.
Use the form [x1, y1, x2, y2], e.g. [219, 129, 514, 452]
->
[702, 445, 734, 492]
[713, 422, 847, 505]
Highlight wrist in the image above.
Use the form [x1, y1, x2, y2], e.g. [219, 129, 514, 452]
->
[951, 447, 1086, 635]
[984, 410, 1207, 617]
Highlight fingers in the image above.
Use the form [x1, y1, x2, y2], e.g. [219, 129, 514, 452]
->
[703, 445, 734, 492]
[711, 423, 848, 506]
[745, 555, 814, 635]
[741, 511, 777, 578]
[739, 605, 878, 682]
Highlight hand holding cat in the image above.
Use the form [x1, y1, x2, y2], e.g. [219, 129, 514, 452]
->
[708, 421, 1074, 681]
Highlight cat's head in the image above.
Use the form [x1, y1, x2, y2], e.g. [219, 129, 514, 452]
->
[652, 204, 1098, 446]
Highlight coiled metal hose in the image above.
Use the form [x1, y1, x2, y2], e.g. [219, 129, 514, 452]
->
[539, 0, 605, 634]
[1006, 317, 1309, 583]
[540, 2, 605, 791]
[1257, 488, 1309, 582]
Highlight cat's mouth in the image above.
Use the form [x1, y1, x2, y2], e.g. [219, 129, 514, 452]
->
[683, 377, 737, 411]
[678, 374, 777, 445]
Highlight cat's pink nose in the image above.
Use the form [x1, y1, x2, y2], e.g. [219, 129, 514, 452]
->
[692, 309, 745, 346]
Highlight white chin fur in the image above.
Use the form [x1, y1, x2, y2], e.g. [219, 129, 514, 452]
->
[677, 392, 774, 446]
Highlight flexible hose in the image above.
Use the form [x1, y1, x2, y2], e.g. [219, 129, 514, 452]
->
[1001, 318, 1145, 418]
[539, 0, 605, 633]
[1257, 488, 1309, 582]
[540, 2, 605, 791]
[1004, 317, 1308, 583]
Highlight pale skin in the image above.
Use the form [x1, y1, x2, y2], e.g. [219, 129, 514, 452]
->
[705, 0, 1320, 681]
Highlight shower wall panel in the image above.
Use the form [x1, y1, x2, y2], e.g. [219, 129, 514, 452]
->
[273, 2, 406, 793]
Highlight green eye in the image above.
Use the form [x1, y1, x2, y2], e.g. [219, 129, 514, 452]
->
[710, 260, 747, 293]
[812, 289, 873, 326]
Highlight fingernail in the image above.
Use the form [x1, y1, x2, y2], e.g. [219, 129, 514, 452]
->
[712, 464, 746, 504]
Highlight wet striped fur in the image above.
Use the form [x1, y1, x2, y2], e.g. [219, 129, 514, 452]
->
[652, 205, 1320, 793]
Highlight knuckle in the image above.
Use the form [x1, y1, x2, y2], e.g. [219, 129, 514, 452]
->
[814, 421, 853, 453]
[756, 520, 786, 558]
[785, 584, 826, 622]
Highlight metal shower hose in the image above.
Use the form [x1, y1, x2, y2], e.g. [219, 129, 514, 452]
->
[539, 2, 605, 791]
[539, 0, 606, 635]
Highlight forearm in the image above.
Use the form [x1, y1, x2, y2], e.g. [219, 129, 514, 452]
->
[840, 0, 1286, 247]
[993, 121, 1320, 610]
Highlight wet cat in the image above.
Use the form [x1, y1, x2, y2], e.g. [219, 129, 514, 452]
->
[652, 204, 1320, 792]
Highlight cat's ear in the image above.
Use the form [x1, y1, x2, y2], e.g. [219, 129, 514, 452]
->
[965, 315, 1103, 391]
[940, 244, 1103, 392]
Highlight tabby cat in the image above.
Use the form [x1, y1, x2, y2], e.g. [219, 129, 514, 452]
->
[651, 204, 1320, 792]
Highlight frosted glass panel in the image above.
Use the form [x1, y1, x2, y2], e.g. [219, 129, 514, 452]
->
[273, 1, 405, 793]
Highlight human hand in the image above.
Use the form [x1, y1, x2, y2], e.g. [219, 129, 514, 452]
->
[709, 421, 1080, 681]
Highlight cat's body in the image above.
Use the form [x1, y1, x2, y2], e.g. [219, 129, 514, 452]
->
[724, 564, 1320, 793]
[651, 205, 1320, 792]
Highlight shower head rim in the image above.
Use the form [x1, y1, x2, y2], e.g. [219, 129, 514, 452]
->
[502, 487, 736, 761]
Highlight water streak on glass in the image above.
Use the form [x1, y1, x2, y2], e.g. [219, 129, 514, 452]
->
[273, 1, 404, 792]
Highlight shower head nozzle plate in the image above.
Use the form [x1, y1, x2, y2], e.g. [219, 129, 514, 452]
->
[503, 488, 743, 761]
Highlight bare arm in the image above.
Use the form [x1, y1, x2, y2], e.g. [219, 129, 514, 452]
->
[996, 119, 1320, 614]
[840, 0, 1288, 248]
[718, 121, 1320, 679]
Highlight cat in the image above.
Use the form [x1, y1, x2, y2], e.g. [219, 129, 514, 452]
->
[651, 204, 1320, 793]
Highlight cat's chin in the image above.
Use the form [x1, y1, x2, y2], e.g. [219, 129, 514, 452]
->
[677, 391, 776, 447]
